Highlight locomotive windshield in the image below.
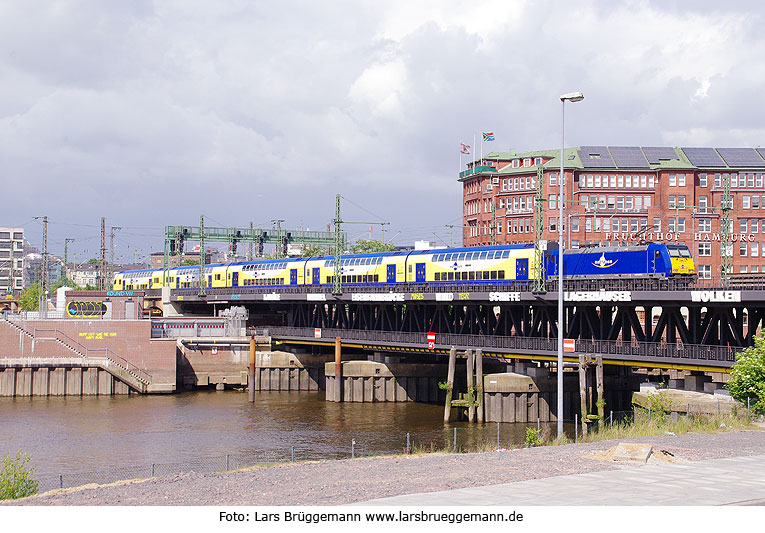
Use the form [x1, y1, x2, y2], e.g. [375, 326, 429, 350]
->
[667, 245, 691, 258]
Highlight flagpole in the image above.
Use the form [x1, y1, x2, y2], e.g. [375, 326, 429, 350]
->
[473, 133, 476, 168]
[459, 141, 462, 175]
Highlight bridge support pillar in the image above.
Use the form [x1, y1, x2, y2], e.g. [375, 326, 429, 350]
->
[334, 337, 342, 402]
[466, 350, 475, 423]
[578, 355, 588, 436]
[443, 347, 456, 423]
[248, 337, 256, 403]
[476, 349, 484, 424]
[596, 356, 604, 429]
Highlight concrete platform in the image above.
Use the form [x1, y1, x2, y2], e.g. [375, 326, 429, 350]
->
[360, 454, 765, 506]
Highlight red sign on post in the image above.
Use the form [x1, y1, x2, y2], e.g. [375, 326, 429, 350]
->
[427, 332, 436, 350]
[314, 328, 322, 338]
[564, 339, 575, 352]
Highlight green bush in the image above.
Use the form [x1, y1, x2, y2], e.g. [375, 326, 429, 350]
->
[0, 451, 39, 500]
[524, 427, 542, 447]
[727, 331, 765, 415]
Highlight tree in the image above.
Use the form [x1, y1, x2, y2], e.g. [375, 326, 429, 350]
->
[727, 330, 765, 415]
[86, 258, 100, 264]
[300, 244, 331, 257]
[18, 285, 42, 311]
[51, 277, 76, 291]
[349, 240, 396, 254]
[181, 259, 200, 266]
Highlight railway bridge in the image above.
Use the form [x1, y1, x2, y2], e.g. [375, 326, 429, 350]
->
[146, 276, 765, 370]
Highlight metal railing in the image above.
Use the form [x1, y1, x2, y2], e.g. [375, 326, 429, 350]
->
[268, 326, 736, 366]
[167, 275, 765, 298]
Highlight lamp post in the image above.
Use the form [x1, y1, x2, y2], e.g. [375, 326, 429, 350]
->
[558, 91, 584, 438]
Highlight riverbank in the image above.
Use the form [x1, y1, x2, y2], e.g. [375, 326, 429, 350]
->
[8, 428, 765, 506]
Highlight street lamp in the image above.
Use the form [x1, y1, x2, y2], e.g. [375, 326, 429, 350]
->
[558, 91, 584, 438]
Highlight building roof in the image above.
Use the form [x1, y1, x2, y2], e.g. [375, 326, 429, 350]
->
[460, 147, 765, 179]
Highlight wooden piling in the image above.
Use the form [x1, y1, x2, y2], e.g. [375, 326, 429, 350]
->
[444, 346, 456, 423]
[467, 350, 475, 423]
[595, 355, 604, 429]
[475, 349, 484, 423]
[248, 336, 256, 402]
[578, 355, 588, 436]
[334, 337, 342, 402]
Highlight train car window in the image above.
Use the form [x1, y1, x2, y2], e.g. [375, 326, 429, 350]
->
[469, 271, 475, 280]
[435, 273, 440, 281]
[680, 247, 691, 258]
[503, 251, 511, 258]
[480, 252, 488, 259]
[491, 271, 498, 280]
[374, 274, 379, 281]
[485, 272, 491, 280]
[447, 272, 454, 281]
[498, 270, 505, 279]
[462, 272, 468, 280]
[457, 253, 465, 260]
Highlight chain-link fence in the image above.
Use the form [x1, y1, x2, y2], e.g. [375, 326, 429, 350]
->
[30, 405, 757, 495]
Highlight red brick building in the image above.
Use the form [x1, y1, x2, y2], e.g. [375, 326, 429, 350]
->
[460, 146, 765, 278]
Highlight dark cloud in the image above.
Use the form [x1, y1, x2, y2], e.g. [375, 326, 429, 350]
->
[2, 1, 765, 259]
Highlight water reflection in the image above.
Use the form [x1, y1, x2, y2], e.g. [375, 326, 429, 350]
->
[0, 391, 553, 477]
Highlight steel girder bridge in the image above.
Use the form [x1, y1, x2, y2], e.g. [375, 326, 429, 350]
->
[157, 278, 765, 369]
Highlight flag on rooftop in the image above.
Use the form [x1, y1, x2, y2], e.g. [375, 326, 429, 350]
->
[460, 143, 471, 154]
[482, 132, 495, 142]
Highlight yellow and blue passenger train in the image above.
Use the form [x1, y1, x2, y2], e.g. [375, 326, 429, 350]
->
[114, 243, 695, 291]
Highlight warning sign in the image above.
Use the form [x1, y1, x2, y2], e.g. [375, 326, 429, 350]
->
[564, 339, 575, 352]
[211, 346, 218, 355]
[427, 332, 436, 350]
[314, 328, 322, 338]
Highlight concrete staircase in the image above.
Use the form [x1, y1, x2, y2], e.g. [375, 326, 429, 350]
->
[0, 315, 151, 393]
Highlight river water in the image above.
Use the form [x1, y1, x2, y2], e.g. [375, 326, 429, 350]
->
[0, 391, 551, 482]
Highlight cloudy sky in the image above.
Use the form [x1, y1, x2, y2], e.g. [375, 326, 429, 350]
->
[3, 0, 764, 261]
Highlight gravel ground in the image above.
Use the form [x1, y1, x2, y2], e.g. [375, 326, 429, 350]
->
[8, 429, 765, 506]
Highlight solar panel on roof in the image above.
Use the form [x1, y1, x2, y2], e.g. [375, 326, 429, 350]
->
[608, 146, 650, 168]
[682, 147, 726, 167]
[716, 148, 765, 167]
[578, 146, 616, 168]
[642, 147, 678, 164]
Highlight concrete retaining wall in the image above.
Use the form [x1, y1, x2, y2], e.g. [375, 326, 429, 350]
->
[0, 366, 132, 397]
[482, 372, 637, 423]
[325, 361, 446, 403]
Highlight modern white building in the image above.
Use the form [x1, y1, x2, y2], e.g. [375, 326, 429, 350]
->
[0, 227, 24, 296]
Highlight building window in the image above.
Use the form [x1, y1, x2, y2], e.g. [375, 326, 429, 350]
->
[548, 194, 557, 210]
[698, 218, 711, 233]
[678, 218, 686, 232]
[549, 217, 557, 231]
[610, 175, 616, 188]
[752, 242, 760, 257]
[698, 242, 712, 256]
[740, 241, 748, 257]
[699, 173, 707, 187]
[678, 195, 686, 208]
[698, 196, 707, 213]
[753, 196, 761, 209]
[586, 175, 593, 188]
[524, 158, 531, 167]
[740, 265, 749, 273]
[741, 219, 749, 233]
[585, 218, 592, 232]
[668, 195, 676, 208]
[758, 174, 764, 188]
[630, 218, 639, 232]
[743, 195, 751, 209]
[698, 265, 711, 279]
[678, 174, 686, 186]
[534, 157, 542, 166]
[571, 216, 579, 232]
[752, 219, 759, 233]
[714, 173, 721, 188]
[653, 217, 661, 232]
[512, 159, 520, 168]
[669, 174, 676, 187]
